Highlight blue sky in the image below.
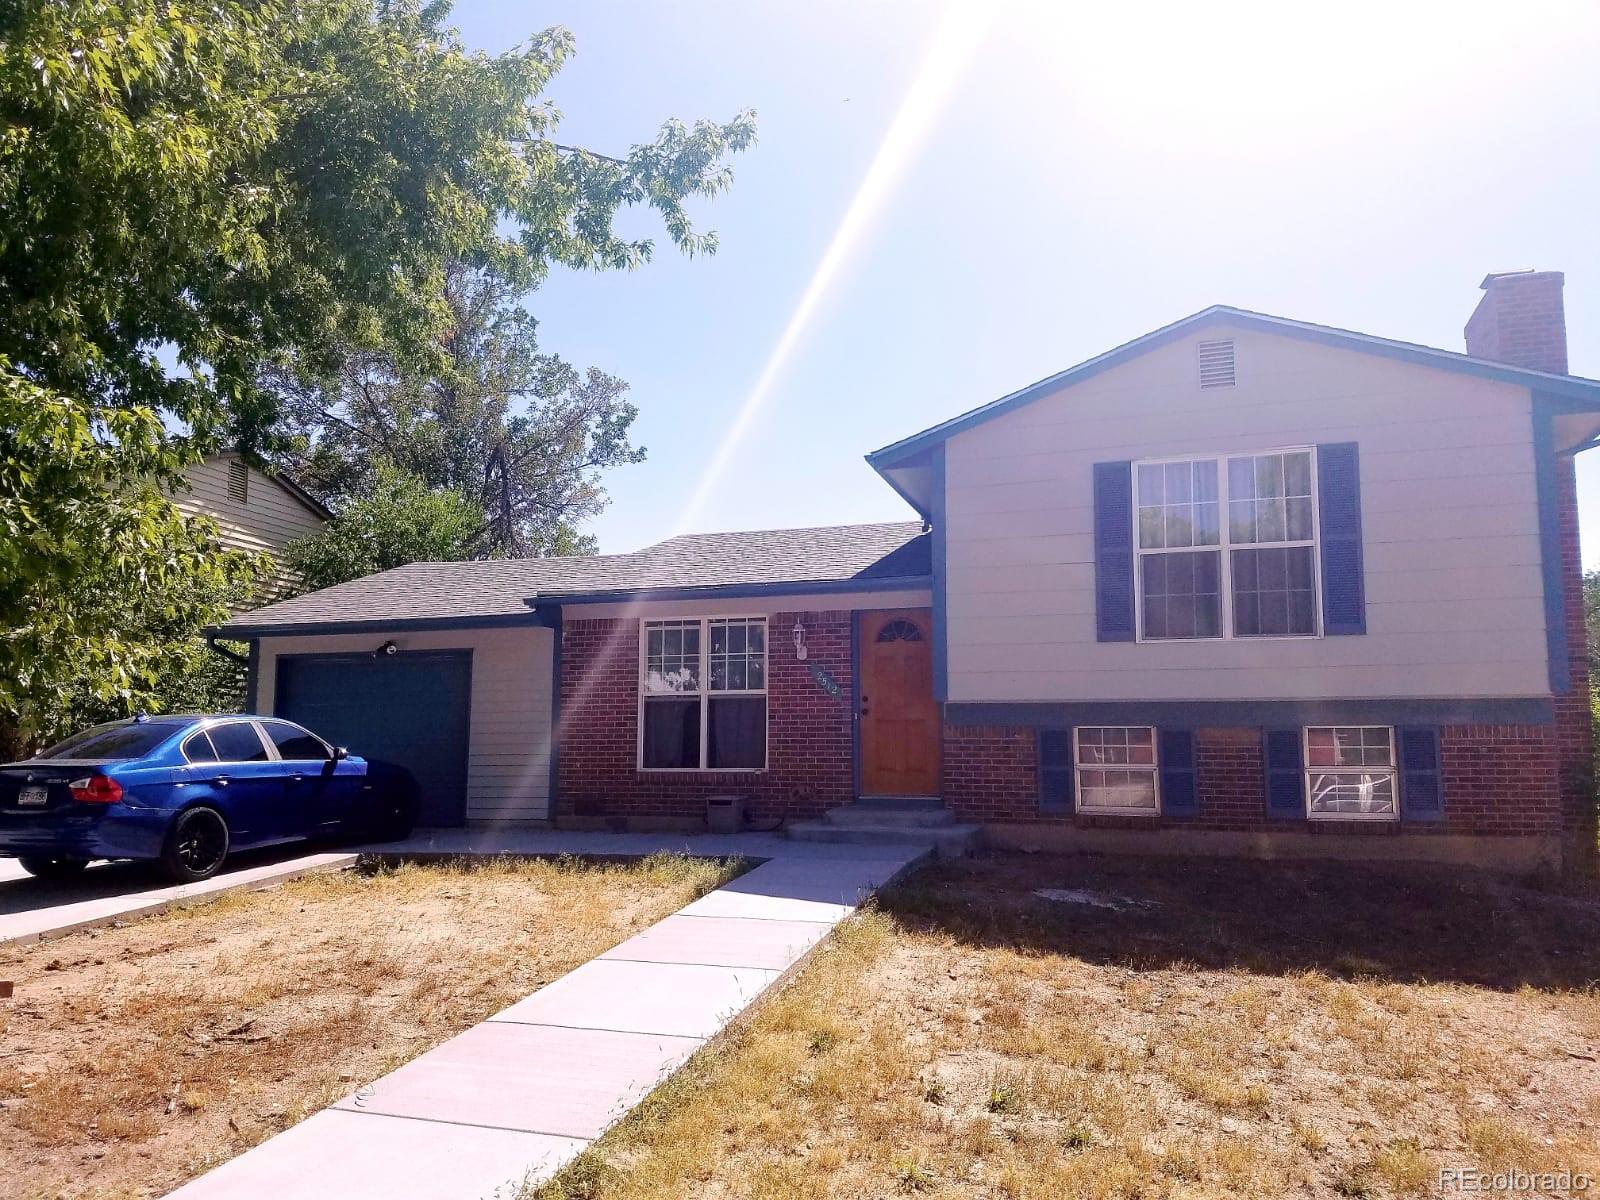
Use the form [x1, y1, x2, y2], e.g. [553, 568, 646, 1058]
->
[447, 1, 1600, 564]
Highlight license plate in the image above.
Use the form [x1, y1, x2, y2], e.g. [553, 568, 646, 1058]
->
[17, 786, 47, 807]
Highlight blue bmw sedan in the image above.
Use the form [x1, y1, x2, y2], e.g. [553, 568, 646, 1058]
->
[0, 714, 417, 882]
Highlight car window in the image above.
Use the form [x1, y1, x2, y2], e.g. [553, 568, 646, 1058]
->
[261, 720, 330, 761]
[206, 722, 270, 763]
[35, 721, 185, 761]
[183, 731, 220, 764]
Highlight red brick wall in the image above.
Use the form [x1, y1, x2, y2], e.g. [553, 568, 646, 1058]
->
[1194, 727, 1266, 830]
[1439, 725, 1561, 836]
[941, 725, 1036, 820]
[1464, 270, 1568, 374]
[1554, 456, 1597, 858]
[556, 611, 855, 823]
[941, 721, 1566, 838]
[554, 614, 1577, 847]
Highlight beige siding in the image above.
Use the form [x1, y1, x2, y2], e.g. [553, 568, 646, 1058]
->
[170, 456, 326, 596]
[943, 324, 1548, 703]
[253, 626, 554, 822]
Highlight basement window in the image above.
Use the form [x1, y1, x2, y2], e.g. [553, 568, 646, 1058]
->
[1304, 726, 1396, 820]
[640, 618, 767, 771]
[1073, 726, 1159, 814]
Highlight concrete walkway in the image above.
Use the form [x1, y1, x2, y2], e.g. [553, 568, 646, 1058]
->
[166, 834, 927, 1200]
[0, 849, 358, 945]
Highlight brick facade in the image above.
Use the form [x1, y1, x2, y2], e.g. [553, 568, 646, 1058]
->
[938, 723, 1566, 840]
[1555, 455, 1597, 861]
[556, 612, 856, 825]
[941, 725, 1037, 822]
[557, 610, 1577, 848]
[1194, 727, 1266, 830]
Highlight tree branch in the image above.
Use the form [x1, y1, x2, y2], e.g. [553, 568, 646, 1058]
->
[547, 142, 627, 167]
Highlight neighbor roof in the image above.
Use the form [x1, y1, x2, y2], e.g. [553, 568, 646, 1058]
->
[216, 521, 930, 636]
[867, 303, 1600, 473]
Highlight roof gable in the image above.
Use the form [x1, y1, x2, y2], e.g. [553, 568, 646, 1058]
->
[867, 305, 1600, 479]
[203, 452, 332, 522]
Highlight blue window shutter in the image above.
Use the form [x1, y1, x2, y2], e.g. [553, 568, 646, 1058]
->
[1093, 461, 1135, 641]
[1397, 726, 1444, 822]
[1263, 728, 1304, 819]
[1039, 729, 1074, 813]
[1159, 729, 1198, 818]
[1317, 442, 1366, 635]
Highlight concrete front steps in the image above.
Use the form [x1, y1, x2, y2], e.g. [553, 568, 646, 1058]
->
[786, 799, 980, 857]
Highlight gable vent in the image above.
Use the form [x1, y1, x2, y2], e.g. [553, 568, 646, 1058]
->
[1197, 339, 1236, 389]
[227, 458, 249, 504]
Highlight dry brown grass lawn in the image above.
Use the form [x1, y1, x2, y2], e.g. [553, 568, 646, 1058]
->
[0, 853, 740, 1200]
[536, 853, 1600, 1200]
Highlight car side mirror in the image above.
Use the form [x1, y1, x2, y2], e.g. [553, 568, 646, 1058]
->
[332, 746, 349, 761]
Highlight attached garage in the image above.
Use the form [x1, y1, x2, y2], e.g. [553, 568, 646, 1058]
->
[276, 651, 473, 828]
[213, 528, 933, 833]
[240, 622, 557, 828]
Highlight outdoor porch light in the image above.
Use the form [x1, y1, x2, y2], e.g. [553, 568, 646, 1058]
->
[792, 619, 807, 661]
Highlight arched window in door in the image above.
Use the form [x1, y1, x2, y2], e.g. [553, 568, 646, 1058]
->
[875, 618, 924, 643]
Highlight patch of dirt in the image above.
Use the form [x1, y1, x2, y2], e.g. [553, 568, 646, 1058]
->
[0, 853, 739, 1200]
[539, 853, 1600, 1200]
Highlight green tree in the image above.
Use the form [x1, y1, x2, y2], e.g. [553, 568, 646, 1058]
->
[270, 265, 644, 557]
[0, 368, 266, 754]
[1585, 569, 1600, 686]
[283, 463, 478, 592]
[0, 0, 753, 746]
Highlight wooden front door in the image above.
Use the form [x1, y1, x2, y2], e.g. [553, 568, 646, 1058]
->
[858, 609, 940, 796]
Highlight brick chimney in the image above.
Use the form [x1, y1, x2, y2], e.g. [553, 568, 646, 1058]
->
[1464, 269, 1591, 868]
[1463, 269, 1568, 374]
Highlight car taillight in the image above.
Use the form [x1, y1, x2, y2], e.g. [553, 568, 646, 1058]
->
[68, 775, 123, 804]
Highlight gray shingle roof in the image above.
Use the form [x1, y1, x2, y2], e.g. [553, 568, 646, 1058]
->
[218, 521, 930, 634]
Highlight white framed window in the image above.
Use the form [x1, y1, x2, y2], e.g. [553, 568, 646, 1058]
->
[1073, 726, 1159, 814]
[1134, 448, 1320, 641]
[639, 617, 767, 771]
[1304, 726, 1397, 820]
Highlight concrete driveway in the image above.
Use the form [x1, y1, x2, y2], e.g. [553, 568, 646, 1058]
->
[0, 845, 358, 945]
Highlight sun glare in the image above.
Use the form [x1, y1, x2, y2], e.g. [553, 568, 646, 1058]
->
[667, 0, 995, 537]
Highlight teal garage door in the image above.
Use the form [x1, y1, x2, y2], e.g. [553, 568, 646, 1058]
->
[275, 651, 472, 828]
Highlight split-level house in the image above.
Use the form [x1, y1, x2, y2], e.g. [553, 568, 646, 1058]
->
[216, 271, 1600, 870]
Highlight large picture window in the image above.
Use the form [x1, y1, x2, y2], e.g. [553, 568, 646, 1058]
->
[1073, 726, 1159, 814]
[1135, 449, 1319, 641]
[1304, 726, 1397, 820]
[641, 618, 767, 770]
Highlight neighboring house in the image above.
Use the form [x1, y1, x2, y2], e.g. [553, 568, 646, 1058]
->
[215, 270, 1600, 870]
[171, 452, 331, 598]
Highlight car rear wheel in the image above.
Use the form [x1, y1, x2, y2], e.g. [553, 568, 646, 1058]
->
[17, 855, 89, 881]
[371, 775, 419, 843]
[161, 807, 230, 882]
